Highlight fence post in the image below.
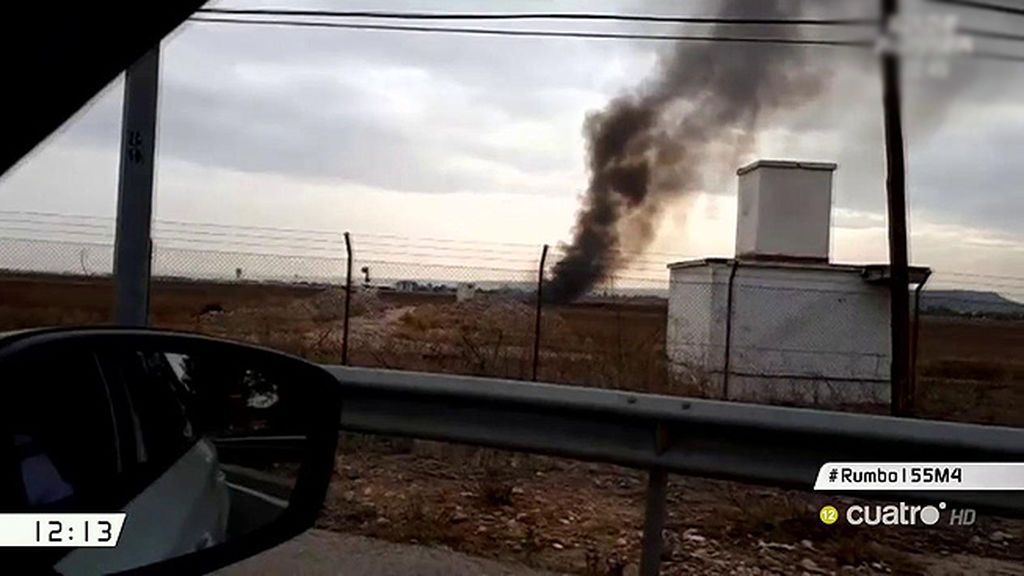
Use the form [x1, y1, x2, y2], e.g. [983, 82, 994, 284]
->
[722, 261, 739, 400]
[908, 270, 932, 415]
[342, 232, 353, 366]
[532, 244, 549, 381]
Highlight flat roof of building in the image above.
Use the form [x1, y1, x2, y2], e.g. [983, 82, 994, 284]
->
[736, 159, 838, 175]
[667, 257, 932, 285]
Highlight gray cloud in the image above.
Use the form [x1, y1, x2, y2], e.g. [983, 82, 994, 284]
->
[910, 107, 1024, 235]
[59, 17, 635, 195]
[12, 0, 1024, 250]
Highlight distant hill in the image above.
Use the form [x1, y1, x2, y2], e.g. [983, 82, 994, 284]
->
[920, 290, 1024, 318]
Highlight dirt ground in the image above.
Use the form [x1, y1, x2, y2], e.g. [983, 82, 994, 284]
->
[3, 273, 1023, 575]
[320, 440, 1023, 576]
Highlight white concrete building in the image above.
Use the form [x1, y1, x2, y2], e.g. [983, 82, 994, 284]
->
[666, 160, 929, 407]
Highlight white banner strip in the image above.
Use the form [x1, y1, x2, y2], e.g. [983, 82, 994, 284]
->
[815, 463, 1024, 491]
[0, 513, 126, 547]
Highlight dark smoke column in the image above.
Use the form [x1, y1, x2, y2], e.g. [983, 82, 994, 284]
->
[546, 0, 826, 303]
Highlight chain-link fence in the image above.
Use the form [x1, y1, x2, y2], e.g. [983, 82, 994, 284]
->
[1, 231, 1021, 426]
[345, 258, 540, 380]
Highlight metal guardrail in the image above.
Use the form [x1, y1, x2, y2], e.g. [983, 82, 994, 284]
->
[327, 365, 1024, 574]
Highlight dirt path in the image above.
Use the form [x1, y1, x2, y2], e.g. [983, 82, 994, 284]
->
[350, 305, 416, 340]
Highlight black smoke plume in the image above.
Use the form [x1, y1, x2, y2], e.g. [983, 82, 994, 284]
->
[546, 0, 827, 302]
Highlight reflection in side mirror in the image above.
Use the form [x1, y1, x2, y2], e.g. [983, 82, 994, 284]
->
[0, 328, 341, 575]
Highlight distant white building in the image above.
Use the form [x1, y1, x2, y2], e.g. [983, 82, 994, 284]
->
[456, 282, 478, 302]
[394, 280, 419, 292]
[666, 160, 930, 407]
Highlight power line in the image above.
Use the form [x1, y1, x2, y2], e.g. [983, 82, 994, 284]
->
[935, 278, 1024, 290]
[0, 211, 698, 259]
[196, 8, 877, 27]
[153, 244, 344, 262]
[0, 217, 531, 256]
[0, 216, 112, 231]
[5, 235, 1024, 294]
[0, 229, 669, 269]
[550, 246, 699, 261]
[0, 236, 115, 250]
[348, 257, 548, 275]
[938, 270, 1024, 282]
[159, 242, 542, 266]
[0, 225, 113, 239]
[349, 230, 693, 259]
[186, 15, 1024, 63]
[0, 209, 114, 222]
[4, 212, 1022, 281]
[971, 49, 1024, 62]
[187, 17, 873, 48]
[0, 210, 349, 239]
[960, 26, 1024, 43]
[0, 228, 688, 266]
[926, 0, 1024, 17]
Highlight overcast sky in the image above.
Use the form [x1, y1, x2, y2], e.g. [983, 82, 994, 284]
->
[1, 0, 1023, 294]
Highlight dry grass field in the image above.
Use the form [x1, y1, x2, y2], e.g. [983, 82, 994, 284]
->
[2, 272, 1022, 575]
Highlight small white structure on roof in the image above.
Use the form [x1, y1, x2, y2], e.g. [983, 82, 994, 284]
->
[735, 160, 835, 262]
[667, 160, 929, 407]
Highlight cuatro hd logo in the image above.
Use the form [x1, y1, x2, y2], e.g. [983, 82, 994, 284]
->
[819, 502, 976, 526]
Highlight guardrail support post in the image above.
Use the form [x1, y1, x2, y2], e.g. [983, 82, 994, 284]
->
[342, 231, 353, 365]
[639, 469, 668, 576]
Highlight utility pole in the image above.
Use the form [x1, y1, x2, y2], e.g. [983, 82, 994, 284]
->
[880, 0, 912, 416]
[113, 47, 160, 326]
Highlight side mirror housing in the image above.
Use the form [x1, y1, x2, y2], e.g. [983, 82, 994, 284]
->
[0, 327, 341, 575]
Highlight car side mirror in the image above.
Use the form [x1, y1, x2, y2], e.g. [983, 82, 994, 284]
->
[0, 328, 341, 575]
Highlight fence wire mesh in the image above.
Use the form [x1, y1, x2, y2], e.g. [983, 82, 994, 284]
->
[345, 258, 540, 380]
[0, 230, 1021, 426]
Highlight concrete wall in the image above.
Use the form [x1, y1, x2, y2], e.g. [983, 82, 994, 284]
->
[667, 261, 891, 407]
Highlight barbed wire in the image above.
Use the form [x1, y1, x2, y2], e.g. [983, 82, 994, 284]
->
[2, 236, 1022, 304]
[1, 215, 1022, 296]
[0, 211, 704, 259]
[18, 211, 1020, 282]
